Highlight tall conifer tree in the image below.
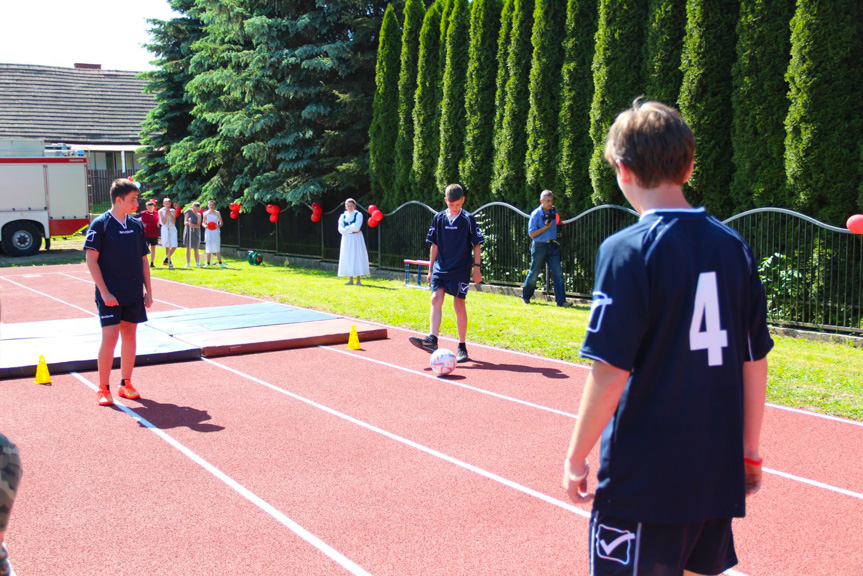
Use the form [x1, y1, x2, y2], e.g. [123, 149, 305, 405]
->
[460, 0, 502, 206]
[370, 5, 402, 206]
[730, 0, 793, 211]
[436, 0, 470, 192]
[785, 0, 863, 223]
[491, 0, 534, 206]
[492, 0, 514, 142]
[411, 3, 443, 201]
[588, 0, 647, 206]
[556, 0, 597, 213]
[393, 0, 426, 204]
[524, 0, 566, 206]
[643, 0, 686, 105]
[678, 0, 740, 217]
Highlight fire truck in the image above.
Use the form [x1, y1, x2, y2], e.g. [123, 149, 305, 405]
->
[0, 139, 90, 256]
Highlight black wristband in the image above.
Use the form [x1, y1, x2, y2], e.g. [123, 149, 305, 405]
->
[473, 263, 481, 267]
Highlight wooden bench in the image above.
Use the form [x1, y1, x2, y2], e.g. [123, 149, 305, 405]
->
[403, 259, 430, 286]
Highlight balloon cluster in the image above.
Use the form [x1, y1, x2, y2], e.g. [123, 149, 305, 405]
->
[229, 202, 242, 220]
[266, 204, 281, 223]
[174, 204, 183, 218]
[310, 202, 323, 223]
[367, 204, 384, 228]
[848, 214, 863, 235]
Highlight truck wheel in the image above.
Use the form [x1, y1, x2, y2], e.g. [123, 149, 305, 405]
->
[2, 222, 42, 257]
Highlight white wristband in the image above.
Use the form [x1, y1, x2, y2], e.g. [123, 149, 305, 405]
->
[565, 459, 590, 483]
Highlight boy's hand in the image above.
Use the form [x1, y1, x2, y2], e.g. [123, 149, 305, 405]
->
[744, 457, 762, 496]
[102, 292, 118, 307]
[562, 459, 593, 503]
[472, 269, 482, 284]
[144, 292, 153, 308]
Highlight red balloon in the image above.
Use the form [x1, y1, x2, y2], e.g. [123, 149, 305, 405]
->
[368, 218, 379, 228]
[266, 204, 274, 214]
[311, 212, 321, 223]
[847, 214, 863, 235]
[371, 210, 384, 222]
[311, 202, 322, 213]
[207, 221, 218, 230]
[271, 205, 280, 215]
[555, 213, 561, 225]
[229, 203, 241, 212]
[230, 210, 239, 219]
[367, 204, 378, 214]
[269, 214, 279, 223]
[175, 206, 183, 217]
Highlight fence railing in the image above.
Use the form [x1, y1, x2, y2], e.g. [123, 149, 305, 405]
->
[88, 169, 137, 215]
[219, 201, 862, 335]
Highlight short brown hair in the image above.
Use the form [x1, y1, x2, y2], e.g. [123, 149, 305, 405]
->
[603, 99, 695, 188]
[444, 183, 464, 202]
[110, 179, 138, 202]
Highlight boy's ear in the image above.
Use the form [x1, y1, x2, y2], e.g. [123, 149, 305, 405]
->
[616, 161, 635, 184]
[682, 159, 695, 184]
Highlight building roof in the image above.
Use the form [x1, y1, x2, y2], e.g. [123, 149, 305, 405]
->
[0, 63, 155, 145]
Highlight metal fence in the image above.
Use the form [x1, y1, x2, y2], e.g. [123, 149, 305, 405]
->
[88, 169, 137, 214]
[220, 201, 862, 335]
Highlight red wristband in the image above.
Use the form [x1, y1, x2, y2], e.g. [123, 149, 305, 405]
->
[744, 456, 763, 466]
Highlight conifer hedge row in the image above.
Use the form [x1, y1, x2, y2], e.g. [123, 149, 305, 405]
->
[369, 0, 863, 223]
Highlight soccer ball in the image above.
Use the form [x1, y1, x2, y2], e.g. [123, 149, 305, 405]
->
[430, 348, 457, 376]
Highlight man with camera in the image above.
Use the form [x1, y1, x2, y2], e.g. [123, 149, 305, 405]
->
[522, 189, 572, 307]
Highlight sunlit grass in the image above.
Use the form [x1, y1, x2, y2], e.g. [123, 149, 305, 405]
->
[152, 250, 862, 421]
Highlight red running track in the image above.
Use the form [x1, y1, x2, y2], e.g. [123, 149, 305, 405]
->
[0, 264, 861, 575]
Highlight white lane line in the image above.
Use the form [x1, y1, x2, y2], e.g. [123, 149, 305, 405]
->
[766, 403, 863, 427]
[204, 357, 592, 520]
[69, 371, 373, 576]
[320, 345, 578, 419]
[58, 272, 188, 309]
[764, 467, 863, 500]
[149, 275, 264, 301]
[0, 275, 95, 316]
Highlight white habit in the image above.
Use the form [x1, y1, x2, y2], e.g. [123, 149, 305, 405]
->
[337, 210, 370, 277]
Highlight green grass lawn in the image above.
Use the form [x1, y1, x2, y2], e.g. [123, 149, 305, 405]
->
[152, 250, 862, 421]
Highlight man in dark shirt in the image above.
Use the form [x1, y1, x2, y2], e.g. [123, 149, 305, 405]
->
[85, 179, 153, 406]
[409, 184, 483, 362]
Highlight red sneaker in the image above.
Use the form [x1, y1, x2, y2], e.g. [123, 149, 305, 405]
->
[97, 387, 114, 406]
[118, 380, 140, 400]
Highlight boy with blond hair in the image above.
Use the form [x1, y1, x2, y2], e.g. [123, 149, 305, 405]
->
[562, 100, 772, 576]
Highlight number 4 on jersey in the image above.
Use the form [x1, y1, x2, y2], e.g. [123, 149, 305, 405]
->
[689, 272, 728, 366]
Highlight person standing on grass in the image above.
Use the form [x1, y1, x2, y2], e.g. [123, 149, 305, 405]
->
[158, 197, 178, 269]
[85, 178, 153, 406]
[202, 200, 224, 267]
[139, 199, 160, 268]
[408, 183, 483, 363]
[562, 100, 772, 576]
[521, 189, 571, 307]
[337, 198, 370, 285]
[183, 201, 202, 268]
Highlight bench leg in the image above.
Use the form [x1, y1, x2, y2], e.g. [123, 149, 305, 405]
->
[417, 266, 423, 286]
[405, 264, 410, 285]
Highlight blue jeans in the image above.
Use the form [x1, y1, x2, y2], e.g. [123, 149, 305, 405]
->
[522, 241, 566, 305]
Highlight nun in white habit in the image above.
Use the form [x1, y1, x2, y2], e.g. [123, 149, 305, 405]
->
[337, 198, 370, 285]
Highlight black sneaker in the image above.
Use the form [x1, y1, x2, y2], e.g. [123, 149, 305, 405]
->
[163, 257, 169, 265]
[456, 345, 469, 363]
[150, 262, 155, 268]
[522, 296, 530, 305]
[558, 301, 573, 308]
[1, 544, 10, 576]
[409, 334, 438, 353]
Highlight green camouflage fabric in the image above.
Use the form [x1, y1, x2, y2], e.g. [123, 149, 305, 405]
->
[0, 434, 22, 533]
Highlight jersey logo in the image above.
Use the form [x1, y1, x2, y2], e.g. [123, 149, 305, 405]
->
[86, 229, 97, 244]
[586, 291, 613, 333]
[595, 524, 636, 565]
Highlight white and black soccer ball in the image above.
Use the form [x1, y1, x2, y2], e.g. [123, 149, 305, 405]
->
[430, 348, 457, 376]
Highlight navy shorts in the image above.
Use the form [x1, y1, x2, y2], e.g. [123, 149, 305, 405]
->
[589, 510, 737, 576]
[430, 276, 470, 299]
[145, 236, 159, 246]
[96, 296, 148, 327]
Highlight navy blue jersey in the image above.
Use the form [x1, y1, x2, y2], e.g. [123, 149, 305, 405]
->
[580, 207, 773, 524]
[84, 212, 149, 304]
[425, 209, 484, 280]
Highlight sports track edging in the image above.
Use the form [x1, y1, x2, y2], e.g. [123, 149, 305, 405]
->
[3, 268, 862, 500]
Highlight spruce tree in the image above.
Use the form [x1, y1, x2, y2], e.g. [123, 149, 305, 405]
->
[588, 0, 647, 206]
[138, 0, 204, 203]
[369, 5, 402, 206]
[490, 0, 534, 206]
[493, 0, 514, 141]
[785, 0, 863, 223]
[643, 0, 686, 105]
[411, 3, 443, 201]
[524, 0, 566, 206]
[436, 0, 470, 192]
[730, 0, 793, 211]
[678, 0, 740, 217]
[556, 0, 597, 214]
[393, 0, 426, 205]
[459, 0, 501, 206]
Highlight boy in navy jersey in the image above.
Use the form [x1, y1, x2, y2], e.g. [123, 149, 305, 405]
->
[409, 184, 483, 362]
[85, 179, 153, 406]
[562, 101, 772, 576]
